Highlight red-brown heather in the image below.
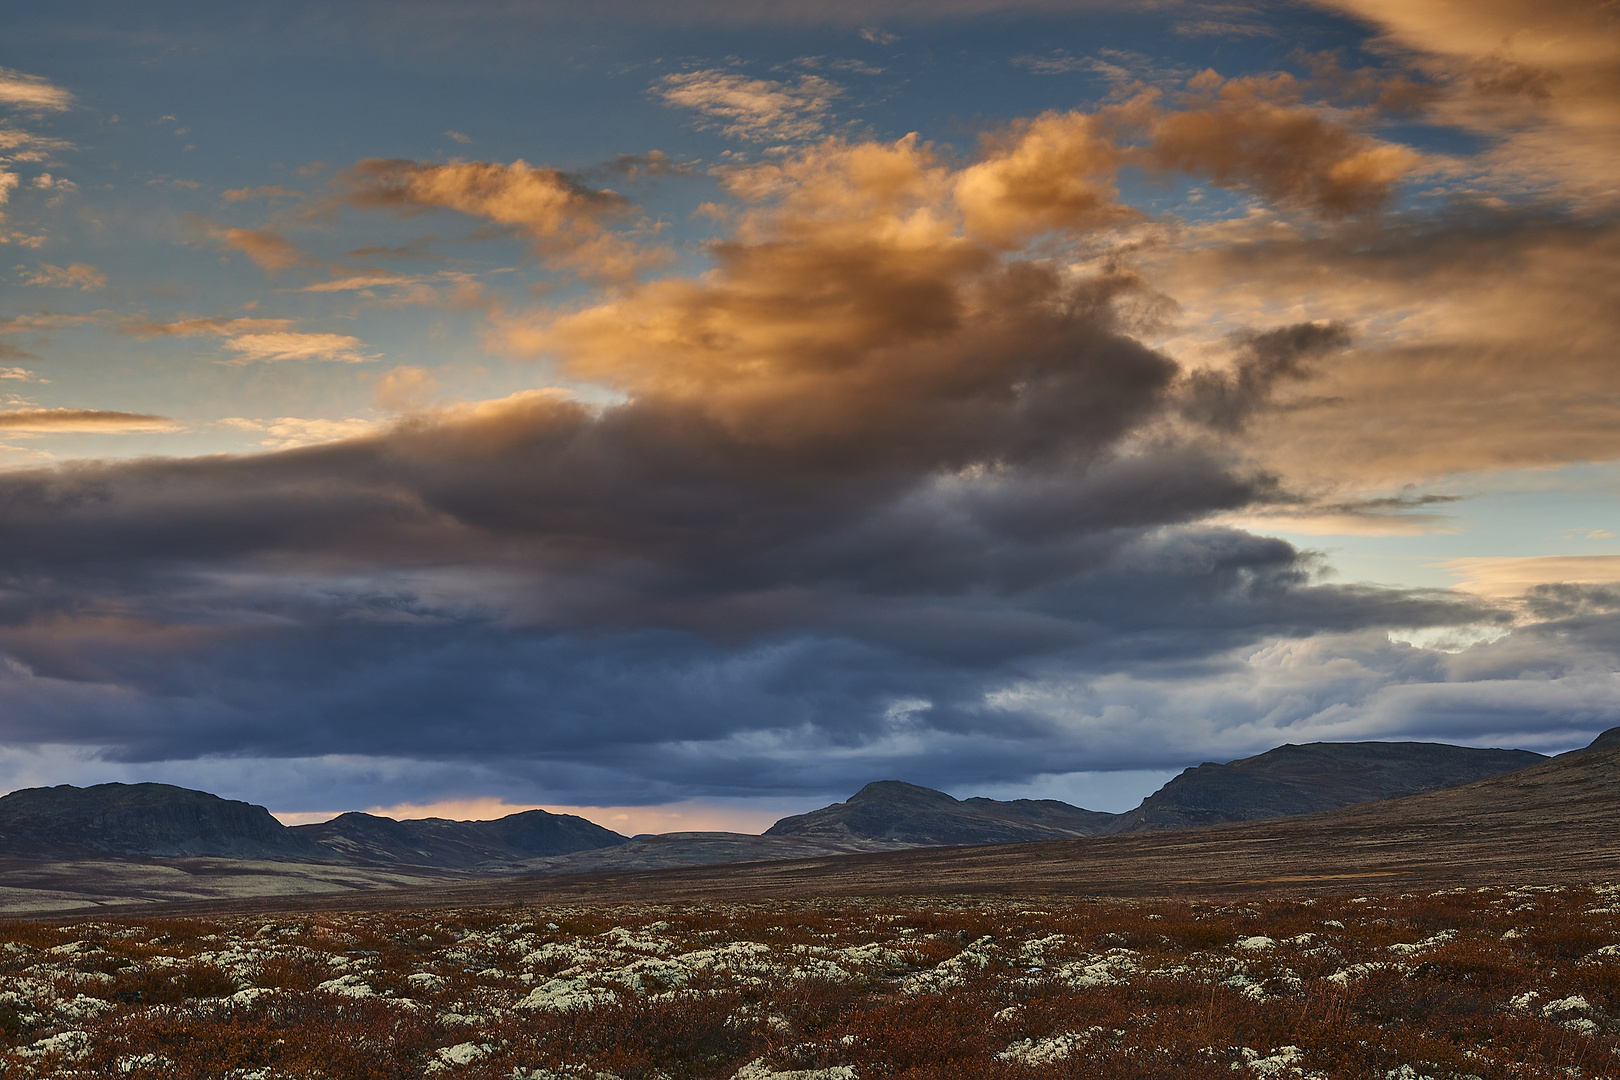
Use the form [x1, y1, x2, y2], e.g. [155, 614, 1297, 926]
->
[2, 884, 1618, 1079]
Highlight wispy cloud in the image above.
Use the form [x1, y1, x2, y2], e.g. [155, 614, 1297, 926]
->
[219, 415, 379, 448]
[292, 274, 421, 293]
[1174, 20, 1275, 38]
[655, 69, 842, 142]
[221, 185, 303, 201]
[218, 332, 377, 365]
[0, 68, 73, 113]
[20, 262, 105, 290]
[1442, 556, 1620, 599]
[0, 408, 175, 432]
[125, 316, 379, 364]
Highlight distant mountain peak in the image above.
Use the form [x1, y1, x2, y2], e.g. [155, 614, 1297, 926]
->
[766, 781, 1114, 846]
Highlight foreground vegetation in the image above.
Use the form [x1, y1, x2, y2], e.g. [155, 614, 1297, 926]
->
[2, 883, 1618, 1078]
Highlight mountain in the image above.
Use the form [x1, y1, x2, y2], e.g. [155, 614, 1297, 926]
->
[451, 726, 1620, 906]
[0, 783, 630, 867]
[764, 780, 1118, 846]
[762, 742, 1547, 850]
[290, 809, 628, 868]
[1106, 741, 1547, 832]
[0, 783, 329, 859]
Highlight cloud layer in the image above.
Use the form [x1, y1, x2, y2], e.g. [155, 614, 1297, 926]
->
[0, 2, 1616, 815]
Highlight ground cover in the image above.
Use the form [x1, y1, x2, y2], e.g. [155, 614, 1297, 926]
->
[2, 883, 1617, 1079]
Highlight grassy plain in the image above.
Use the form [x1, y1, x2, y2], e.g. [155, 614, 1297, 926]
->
[2, 883, 1618, 1079]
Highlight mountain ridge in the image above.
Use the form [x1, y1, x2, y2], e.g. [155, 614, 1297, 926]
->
[0, 736, 1572, 880]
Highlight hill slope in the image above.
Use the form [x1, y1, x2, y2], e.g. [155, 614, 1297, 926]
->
[1108, 741, 1547, 832]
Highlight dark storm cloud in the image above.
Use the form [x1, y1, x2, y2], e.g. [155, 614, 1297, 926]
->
[0, 121, 1516, 802]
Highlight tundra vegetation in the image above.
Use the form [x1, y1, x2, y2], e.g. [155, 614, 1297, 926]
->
[1, 884, 1618, 1078]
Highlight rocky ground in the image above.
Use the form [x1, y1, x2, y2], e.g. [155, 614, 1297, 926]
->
[2, 884, 1619, 1078]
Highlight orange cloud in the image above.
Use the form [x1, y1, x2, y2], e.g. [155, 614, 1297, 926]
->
[341, 158, 655, 279]
[1139, 71, 1422, 216]
[124, 316, 378, 364]
[656, 69, 842, 142]
[19, 262, 105, 290]
[1136, 212, 1620, 491]
[496, 132, 1171, 465]
[0, 409, 176, 433]
[1311, 0, 1620, 203]
[954, 110, 1126, 246]
[219, 227, 317, 272]
[221, 185, 303, 201]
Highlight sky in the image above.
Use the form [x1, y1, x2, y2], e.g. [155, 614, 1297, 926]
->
[0, 0, 1616, 833]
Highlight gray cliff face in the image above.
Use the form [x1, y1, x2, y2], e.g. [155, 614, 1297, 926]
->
[0, 783, 328, 859]
[1106, 741, 1549, 832]
[289, 809, 628, 868]
[764, 780, 1117, 847]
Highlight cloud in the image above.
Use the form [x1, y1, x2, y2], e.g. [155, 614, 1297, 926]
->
[1441, 556, 1620, 600]
[215, 226, 318, 272]
[1309, 0, 1620, 204]
[3, 69, 1616, 810]
[1011, 53, 1096, 76]
[1138, 70, 1424, 216]
[655, 69, 843, 142]
[445, 130, 473, 144]
[1133, 211, 1620, 491]
[20, 263, 105, 291]
[292, 273, 420, 292]
[0, 409, 176, 433]
[1174, 20, 1274, 38]
[219, 416, 380, 449]
[1178, 321, 1352, 433]
[125, 316, 379, 364]
[219, 333, 378, 365]
[221, 185, 303, 201]
[0, 69, 73, 113]
[0, 124, 1525, 805]
[340, 158, 654, 279]
[373, 365, 440, 411]
[954, 110, 1126, 245]
[859, 28, 898, 45]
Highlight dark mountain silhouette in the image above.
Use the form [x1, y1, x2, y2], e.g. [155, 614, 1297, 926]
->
[289, 809, 627, 868]
[0, 783, 629, 867]
[765, 780, 1118, 845]
[1104, 741, 1547, 832]
[0, 783, 329, 859]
